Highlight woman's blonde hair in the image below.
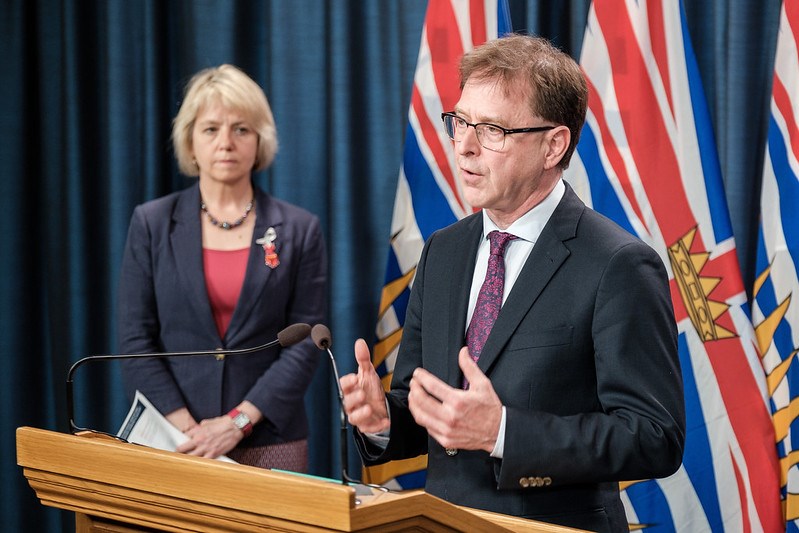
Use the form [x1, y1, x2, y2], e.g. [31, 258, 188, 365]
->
[172, 64, 278, 176]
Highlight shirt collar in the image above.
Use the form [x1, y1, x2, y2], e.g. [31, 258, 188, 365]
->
[480, 179, 565, 244]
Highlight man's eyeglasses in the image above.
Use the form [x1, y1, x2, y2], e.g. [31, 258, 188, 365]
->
[441, 112, 555, 152]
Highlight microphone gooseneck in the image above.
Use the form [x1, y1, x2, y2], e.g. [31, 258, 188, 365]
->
[311, 323, 357, 486]
[311, 324, 345, 402]
[66, 323, 311, 434]
[310, 325, 390, 493]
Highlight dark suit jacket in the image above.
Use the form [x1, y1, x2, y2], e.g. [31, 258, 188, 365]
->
[118, 183, 327, 447]
[356, 183, 685, 533]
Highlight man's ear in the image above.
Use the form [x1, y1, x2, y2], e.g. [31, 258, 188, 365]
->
[543, 126, 570, 170]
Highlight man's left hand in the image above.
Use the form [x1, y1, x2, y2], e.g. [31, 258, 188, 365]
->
[408, 346, 502, 453]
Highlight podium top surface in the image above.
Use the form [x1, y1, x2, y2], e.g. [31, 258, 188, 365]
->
[16, 427, 585, 532]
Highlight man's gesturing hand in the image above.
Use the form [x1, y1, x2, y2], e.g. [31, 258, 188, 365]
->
[339, 338, 390, 434]
[408, 346, 502, 453]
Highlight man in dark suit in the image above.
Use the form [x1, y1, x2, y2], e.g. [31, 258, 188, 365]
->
[340, 35, 685, 532]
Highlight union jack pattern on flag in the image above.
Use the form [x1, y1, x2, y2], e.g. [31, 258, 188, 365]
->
[565, 0, 784, 530]
[752, 0, 799, 529]
[367, 0, 511, 489]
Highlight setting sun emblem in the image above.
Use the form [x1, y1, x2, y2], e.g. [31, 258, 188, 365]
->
[668, 227, 736, 342]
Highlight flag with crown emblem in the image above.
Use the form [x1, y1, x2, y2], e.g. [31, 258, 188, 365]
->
[751, 0, 799, 529]
[565, 0, 784, 530]
[367, 0, 511, 489]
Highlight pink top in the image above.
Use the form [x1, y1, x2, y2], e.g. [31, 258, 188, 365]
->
[203, 247, 249, 338]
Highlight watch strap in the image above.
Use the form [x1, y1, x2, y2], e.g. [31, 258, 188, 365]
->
[227, 408, 253, 437]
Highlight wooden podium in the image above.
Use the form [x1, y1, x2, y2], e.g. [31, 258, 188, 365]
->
[17, 427, 583, 532]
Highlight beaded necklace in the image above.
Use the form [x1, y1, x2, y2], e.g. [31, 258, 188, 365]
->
[200, 198, 254, 230]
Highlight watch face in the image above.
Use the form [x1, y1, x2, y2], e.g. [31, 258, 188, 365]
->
[233, 412, 250, 429]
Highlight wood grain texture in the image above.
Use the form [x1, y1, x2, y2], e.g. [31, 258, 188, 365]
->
[17, 427, 584, 532]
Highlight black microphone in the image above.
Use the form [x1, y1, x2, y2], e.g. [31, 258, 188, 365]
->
[310, 324, 352, 485]
[311, 325, 391, 493]
[66, 323, 312, 434]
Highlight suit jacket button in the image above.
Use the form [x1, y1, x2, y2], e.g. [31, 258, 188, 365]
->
[543, 477, 552, 486]
[215, 347, 225, 361]
[519, 477, 530, 488]
[445, 448, 458, 456]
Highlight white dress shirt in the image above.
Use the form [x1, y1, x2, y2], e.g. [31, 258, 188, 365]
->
[473, 180, 564, 458]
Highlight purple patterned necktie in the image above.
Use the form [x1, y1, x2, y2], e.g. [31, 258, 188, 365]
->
[466, 230, 517, 367]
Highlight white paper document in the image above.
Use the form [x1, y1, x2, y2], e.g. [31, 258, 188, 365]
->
[117, 390, 236, 463]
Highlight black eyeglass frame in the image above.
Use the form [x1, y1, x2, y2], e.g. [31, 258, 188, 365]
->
[441, 111, 556, 151]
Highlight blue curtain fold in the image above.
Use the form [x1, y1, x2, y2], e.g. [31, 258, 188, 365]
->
[0, 1, 778, 530]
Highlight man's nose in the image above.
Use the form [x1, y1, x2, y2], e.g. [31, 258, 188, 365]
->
[456, 124, 481, 154]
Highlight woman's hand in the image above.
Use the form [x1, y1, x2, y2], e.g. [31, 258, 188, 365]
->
[177, 415, 244, 458]
[171, 402, 262, 459]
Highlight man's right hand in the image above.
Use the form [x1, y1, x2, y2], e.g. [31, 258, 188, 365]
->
[339, 338, 390, 434]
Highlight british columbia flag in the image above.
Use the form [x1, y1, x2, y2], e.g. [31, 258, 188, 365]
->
[565, 0, 784, 530]
[751, 0, 799, 529]
[368, 0, 511, 489]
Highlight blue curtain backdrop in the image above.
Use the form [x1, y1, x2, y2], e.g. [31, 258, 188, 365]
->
[0, 1, 780, 531]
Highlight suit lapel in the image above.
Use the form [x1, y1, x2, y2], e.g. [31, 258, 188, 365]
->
[474, 185, 583, 377]
[224, 188, 281, 344]
[446, 215, 483, 387]
[170, 185, 220, 340]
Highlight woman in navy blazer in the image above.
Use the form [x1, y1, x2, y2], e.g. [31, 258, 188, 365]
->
[118, 65, 326, 471]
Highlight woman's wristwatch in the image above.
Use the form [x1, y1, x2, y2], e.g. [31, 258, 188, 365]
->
[227, 408, 253, 437]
